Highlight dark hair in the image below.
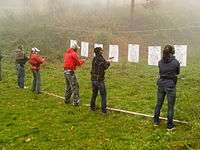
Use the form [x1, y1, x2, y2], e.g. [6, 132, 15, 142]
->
[162, 44, 175, 63]
[94, 47, 103, 55]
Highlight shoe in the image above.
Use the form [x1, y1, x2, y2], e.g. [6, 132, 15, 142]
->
[167, 125, 176, 131]
[73, 102, 80, 106]
[153, 117, 160, 126]
[24, 86, 28, 89]
[35, 92, 42, 94]
[64, 100, 70, 104]
[154, 123, 159, 127]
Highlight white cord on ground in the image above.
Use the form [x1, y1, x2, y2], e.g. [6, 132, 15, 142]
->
[42, 91, 189, 125]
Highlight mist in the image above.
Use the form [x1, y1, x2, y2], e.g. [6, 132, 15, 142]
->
[0, 0, 200, 60]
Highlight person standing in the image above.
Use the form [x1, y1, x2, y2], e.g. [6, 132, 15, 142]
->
[153, 44, 180, 130]
[0, 51, 2, 81]
[63, 43, 85, 106]
[90, 47, 112, 114]
[29, 47, 45, 94]
[15, 45, 29, 88]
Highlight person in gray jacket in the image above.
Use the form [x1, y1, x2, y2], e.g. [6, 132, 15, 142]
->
[15, 45, 29, 88]
[153, 44, 180, 130]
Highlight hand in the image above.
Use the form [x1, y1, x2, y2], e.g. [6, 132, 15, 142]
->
[107, 57, 114, 62]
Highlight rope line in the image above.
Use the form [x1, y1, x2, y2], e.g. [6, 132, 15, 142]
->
[42, 91, 189, 125]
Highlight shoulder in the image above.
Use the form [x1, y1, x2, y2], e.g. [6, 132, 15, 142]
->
[173, 58, 180, 65]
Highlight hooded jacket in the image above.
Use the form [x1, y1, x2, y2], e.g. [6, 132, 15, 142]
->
[64, 48, 84, 71]
[157, 56, 180, 87]
[29, 53, 44, 71]
[91, 54, 110, 81]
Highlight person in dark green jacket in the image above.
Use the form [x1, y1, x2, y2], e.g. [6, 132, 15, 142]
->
[154, 45, 180, 130]
[90, 47, 112, 113]
[15, 45, 29, 88]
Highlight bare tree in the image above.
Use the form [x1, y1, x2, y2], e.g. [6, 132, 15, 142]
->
[130, 0, 135, 27]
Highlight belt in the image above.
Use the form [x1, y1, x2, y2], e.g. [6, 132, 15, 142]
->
[64, 70, 74, 73]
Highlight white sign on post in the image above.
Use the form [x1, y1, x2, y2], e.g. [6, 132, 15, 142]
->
[128, 44, 139, 63]
[70, 40, 77, 48]
[109, 45, 119, 62]
[174, 45, 187, 67]
[81, 42, 89, 57]
[148, 46, 161, 66]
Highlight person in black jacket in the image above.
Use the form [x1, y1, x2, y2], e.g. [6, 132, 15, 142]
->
[90, 47, 111, 113]
[153, 44, 180, 130]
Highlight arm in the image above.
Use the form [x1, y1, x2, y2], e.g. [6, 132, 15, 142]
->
[73, 53, 85, 66]
[176, 61, 180, 75]
[35, 55, 45, 64]
[101, 56, 110, 70]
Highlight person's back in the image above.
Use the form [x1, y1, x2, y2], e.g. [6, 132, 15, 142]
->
[29, 47, 45, 94]
[90, 47, 111, 113]
[63, 43, 85, 106]
[154, 44, 180, 130]
[29, 52, 44, 71]
[64, 48, 84, 71]
[91, 54, 110, 81]
[158, 56, 180, 87]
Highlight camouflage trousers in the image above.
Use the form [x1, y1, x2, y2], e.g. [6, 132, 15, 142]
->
[64, 70, 80, 105]
[32, 70, 41, 94]
[16, 64, 25, 88]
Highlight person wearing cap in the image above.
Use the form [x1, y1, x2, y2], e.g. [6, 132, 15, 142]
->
[63, 43, 85, 106]
[15, 45, 29, 88]
[29, 47, 45, 94]
[153, 44, 180, 130]
[90, 47, 111, 114]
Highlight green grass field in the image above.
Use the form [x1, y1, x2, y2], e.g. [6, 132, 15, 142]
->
[0, 57, 200, 150]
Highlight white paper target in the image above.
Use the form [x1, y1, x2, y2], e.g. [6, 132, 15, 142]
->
[81, 42, 89, 57]
[174, 45, 187, 67]
[94, 43, 103, 48]
[70, 40, 77, 48]
[128, 44, 139, 63]
[109, 45, 119, 62]
[148, 46, 161, 66]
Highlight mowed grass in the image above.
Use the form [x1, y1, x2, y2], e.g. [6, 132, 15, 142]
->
[0, 58, 200, 149]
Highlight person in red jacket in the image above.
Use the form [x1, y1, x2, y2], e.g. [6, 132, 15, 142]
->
[29, 47, 45, 94]
[64, 43, 85, 106]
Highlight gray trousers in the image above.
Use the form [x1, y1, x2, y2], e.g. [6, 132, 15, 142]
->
[32, 70, 41, 94]
[64, 70, 80, 105]
[16, 64, 25, 88]
[154, 86, 176, 127]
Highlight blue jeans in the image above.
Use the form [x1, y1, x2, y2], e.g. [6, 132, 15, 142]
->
[90, 81, 107, 113]
[16, 64, 25, 88]
[154, 86, 176, 128]
[64, 70, 80, 105]
[32, 70, 41, 94]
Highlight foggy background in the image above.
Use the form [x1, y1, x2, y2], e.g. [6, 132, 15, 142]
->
[0, 0, 200, 61]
